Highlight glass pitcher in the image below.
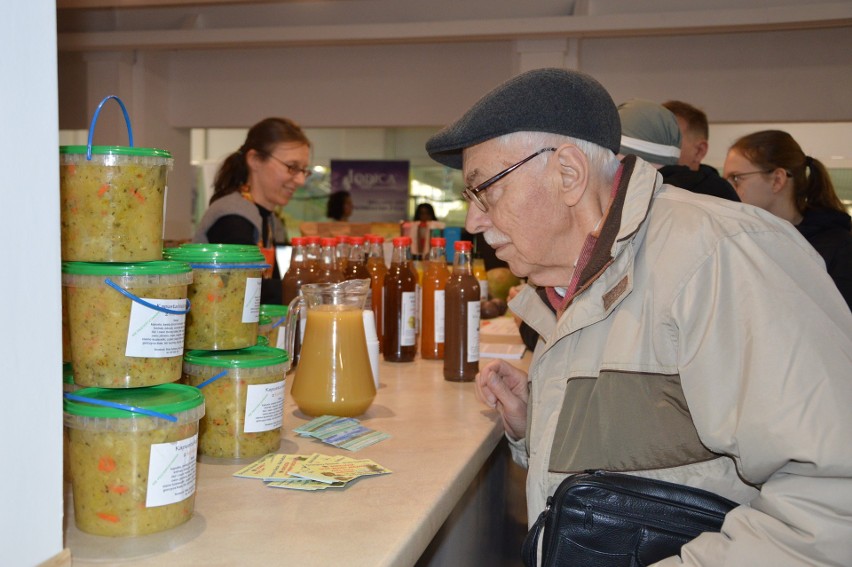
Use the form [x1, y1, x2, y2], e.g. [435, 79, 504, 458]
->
[289, 279, 376, 417]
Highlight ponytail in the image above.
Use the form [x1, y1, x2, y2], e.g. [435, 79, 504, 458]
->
[801, 155, 844, 213]
[210, 149, 249, 204]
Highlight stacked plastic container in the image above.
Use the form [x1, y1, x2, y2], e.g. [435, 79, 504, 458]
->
[60, 96, 205, 537]
[163, 243, 292, 464]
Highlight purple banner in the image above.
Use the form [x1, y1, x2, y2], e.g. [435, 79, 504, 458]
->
[330, 159, 410, 223]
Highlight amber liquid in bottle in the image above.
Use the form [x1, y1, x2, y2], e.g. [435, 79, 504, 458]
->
[444, 241, 481, 382]
[314, 237, 344, 284]
[281, 237, 314, 366]
[421, 238, 448, 360]
[366, 235, 387, 351]
[343, 236, 370, 281]
[282, 237, 314, 304]
[383, 236, 417, 362]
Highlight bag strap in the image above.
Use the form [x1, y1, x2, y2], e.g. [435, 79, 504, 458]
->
[522, 498, 550, 567]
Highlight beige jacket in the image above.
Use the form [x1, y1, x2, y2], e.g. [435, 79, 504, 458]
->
[510, 157, 852, 565]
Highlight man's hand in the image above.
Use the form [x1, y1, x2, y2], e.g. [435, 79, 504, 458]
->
[475, 360, 529, 440]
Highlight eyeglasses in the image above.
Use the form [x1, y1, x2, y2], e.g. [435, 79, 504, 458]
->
[724, 170, 770, 187]
[463, 147, 556, 212]
[263, 152, 312, 178]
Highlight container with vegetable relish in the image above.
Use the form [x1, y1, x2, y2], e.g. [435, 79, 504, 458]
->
[63, 363, 80, 484]
[260, 304, 289, 351]
[60, 145, 172, 262]
[183, 346, 290, 462]
[164, 244, 267, 350]
[64, 384, 205, 537]
[62, 261, 192, 388]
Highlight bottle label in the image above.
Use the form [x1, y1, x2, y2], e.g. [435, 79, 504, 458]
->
[467, 300, 480, 363]
[479, 279, 489, 301]
[415, 284, 422, 335]
[400, 291, 416, 346]
[434, 290, 445, 343]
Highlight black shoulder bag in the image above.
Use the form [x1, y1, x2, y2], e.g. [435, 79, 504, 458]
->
[522, 470, 737, 567]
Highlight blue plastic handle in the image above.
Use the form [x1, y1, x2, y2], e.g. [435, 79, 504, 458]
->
[64, 392, 178, 422]
[104, 278, 191, 315]
[87, 95, 134, 160]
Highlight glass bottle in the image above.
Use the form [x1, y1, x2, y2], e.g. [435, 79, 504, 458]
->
[314, 237, 344, 284]
[444, 240, 481, 382]
[472, 254, 488, 301]
[304, 236, 322, 279]
[421, 237, 448, 360]
[335, 236, 350, 273]
[383, 236, 417, 362]
[282, 237, 315, 367]
[366, 234, 387, 350]
[343, 236, 370, 281]
[282, 236, 314, 304]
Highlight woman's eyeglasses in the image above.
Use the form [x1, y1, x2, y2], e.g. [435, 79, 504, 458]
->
[263, 152, 312, 178]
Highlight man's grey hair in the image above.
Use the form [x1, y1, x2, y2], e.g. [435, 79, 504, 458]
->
[495, 131, 621, 188]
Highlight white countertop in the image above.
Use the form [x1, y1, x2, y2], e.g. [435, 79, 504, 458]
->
[67, 345, 527, 566]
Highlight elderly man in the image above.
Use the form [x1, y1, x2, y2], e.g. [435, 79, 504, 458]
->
[426, 68, 852, 565]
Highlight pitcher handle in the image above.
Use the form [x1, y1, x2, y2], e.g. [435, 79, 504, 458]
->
[285, 294, 304, 361]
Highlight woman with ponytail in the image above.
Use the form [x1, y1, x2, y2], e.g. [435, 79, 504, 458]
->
[194, 117, 312, 304]
[724, 130, 852, 307]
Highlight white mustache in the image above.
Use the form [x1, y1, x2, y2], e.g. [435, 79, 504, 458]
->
[483, 231, 510, 248]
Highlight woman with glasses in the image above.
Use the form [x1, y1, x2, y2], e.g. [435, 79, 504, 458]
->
[724, 130, 852, 308]
[194, 117, 313, 304]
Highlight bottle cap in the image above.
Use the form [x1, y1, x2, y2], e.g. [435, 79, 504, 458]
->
[430, 237, 446, 247]
[454, 240, 472, 251]
[320, 237, 338, 247]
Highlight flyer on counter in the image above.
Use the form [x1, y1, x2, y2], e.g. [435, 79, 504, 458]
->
[233, 452, 392, 491]
[294, 415, 390, 451]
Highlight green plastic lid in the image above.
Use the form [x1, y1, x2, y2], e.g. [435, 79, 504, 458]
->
[164, 243, 265, 264]
[259, 314, 273, 326]
[184, 345, 289, 368]
[62, 260, 192, 276]
[64, 383, 204, 419]
[260, 304, 289, 318]
[63, 362, 74, 385]
[60, 145, 172, 159]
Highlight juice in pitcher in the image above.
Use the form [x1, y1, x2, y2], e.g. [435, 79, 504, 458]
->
[290, 280, 376, 417]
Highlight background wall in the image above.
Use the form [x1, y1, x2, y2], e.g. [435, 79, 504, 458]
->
[56, 1, 852, 241]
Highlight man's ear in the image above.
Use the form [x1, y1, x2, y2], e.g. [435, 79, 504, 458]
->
[555, 144, 588, 207]
[695, 139, 709, 163]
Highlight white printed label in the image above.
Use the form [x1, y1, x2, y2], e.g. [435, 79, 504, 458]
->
[415, 283, 422, 334]
[467, 300, 480, 363]
[243, 380, 286, 433]
[479, 279, 489, 301]
[146, 434, 198, 508]
[275, 325, 287, 350]
[400, 291, 416, 346]
[125, 298, 187, 358]
[242, 277, 262, 323]
[434, 290, 446, 343]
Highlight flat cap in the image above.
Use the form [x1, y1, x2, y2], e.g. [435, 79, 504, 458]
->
[617, 99, 682, 166]
[426, 68, 621, 170]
